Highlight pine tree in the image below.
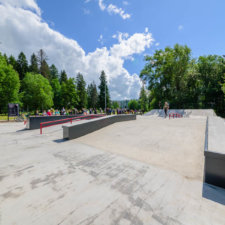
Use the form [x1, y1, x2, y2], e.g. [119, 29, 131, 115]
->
[16, 52, 29, 80]
[139, 85, 149, 112]
[29, 53, 39, 74]
[98, 70, 110, 110]
[76, 73, 87, 110]
[40, 59, 50, 79]
[87, 81, 98, 109]
[60, 70, 68, 84]
[8, 55, 17, 71]
[50, 64, 59, 80]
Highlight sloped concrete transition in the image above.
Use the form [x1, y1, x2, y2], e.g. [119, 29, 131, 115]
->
[0, 109, 225, 225]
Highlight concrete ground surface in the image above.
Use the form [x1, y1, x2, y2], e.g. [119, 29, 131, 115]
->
[0, 116, 225, 225]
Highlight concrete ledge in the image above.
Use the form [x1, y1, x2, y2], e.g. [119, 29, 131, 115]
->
[63, 114, 136, 140]
[204, 116, 225, 189]
[26, 115, 98, 130]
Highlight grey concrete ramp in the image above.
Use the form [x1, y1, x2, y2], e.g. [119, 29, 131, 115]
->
[145, 109, 216, 117]
[204, 116, 225, 189]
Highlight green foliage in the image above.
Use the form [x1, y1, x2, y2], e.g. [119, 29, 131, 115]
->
[139, 86, 149, 112]
[29, 53, 39, 74]
[87, 81, 98, 109]
[60, 70, 68, 84]
[140, 44, 225, 116]
[0, 53, 20, 113]
[98, 70, 111, 109]
[61, 78, 78, 109]
[16, 52, 29, 80]
[128, 100, 139, 110]
[76, 73, 87, 109]
[21, 73, 53, 111]
[50, 64, 59, 80]
[51, 78, 61, 109]
[112, 101, 119, 109]
[8, 55, 17, 71]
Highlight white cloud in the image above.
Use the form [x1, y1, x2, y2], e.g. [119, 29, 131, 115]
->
[178, 25, 184, 31]
[0, 1, 153, 100]
[98, 0, 131, 20]
[98, 34, 104, 45]
[0, 0, 41, 15]
[112, 32, 129, 43]
[155, 42, 160, 46]
[98, 0, 106, 11]
[123, 1, 129, 6]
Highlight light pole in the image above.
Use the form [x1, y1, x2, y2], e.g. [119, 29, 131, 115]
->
[105, 79, 106, 114]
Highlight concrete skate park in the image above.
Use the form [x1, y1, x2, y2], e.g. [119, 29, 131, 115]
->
[0, 110, 225, 225]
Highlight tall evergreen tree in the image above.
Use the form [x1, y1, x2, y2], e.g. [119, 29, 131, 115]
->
[76, 73, 87, 110]
[50, 64, 59, 80]
[139, 85, 149, 112]
[8, 55, 17, 71]
[16, 52, 29, 80]
[29, 53, 39, 74]
[40, 59, 50, 79]
[60, 70, 68, 84]
[87, 81, 98, 109]
[98, 70, 110, 110]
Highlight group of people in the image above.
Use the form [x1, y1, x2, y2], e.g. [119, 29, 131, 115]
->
[34, 107, 138, 117]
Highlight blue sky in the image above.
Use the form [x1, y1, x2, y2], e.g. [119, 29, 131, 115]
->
[37, 0, 225, 74]
[1, 0, 225, 99]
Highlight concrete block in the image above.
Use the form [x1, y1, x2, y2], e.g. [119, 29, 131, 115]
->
[63, 114, 136, 140]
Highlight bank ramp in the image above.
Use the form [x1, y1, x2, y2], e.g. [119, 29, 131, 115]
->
[145, 109, 216, 117]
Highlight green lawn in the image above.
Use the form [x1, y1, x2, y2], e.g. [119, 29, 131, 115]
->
[0, 115, 17, 121]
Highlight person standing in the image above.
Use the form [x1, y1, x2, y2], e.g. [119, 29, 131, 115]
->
[163, 102, 169, 118]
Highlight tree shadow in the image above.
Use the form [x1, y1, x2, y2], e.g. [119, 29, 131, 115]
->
[202, 182, 225, 205]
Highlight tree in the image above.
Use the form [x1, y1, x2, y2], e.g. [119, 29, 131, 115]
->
[0, 53, 20, 113]
[98, 70, 110, 109]
[29, 53, 39, 74]
[60, 70, 68, 84]
[61, 78, 78, 109]
[112, 101, 119, 109]
[40, 59, 50, 79]
[140, 44, 192, 109]
[21, 73, 53, 111]
[50, 64, 59, 80]
[197, 55, 225, 115]
[139, 85, 149, 112]
[76, 73, 87, 110]
[51, 78, 61, 109]
[8, 55, 17, 71]
[16, 52, 29, 80]
[128, 100, 139, 110]
[87, 81, 98, 109]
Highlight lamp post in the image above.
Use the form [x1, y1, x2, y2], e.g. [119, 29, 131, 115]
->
[105, 79, 106, 114]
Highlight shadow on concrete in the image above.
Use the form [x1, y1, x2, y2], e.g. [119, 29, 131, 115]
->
[202, 183, 225, 206]
[16, 128, 28, 132]
[53, 138, 68, 143]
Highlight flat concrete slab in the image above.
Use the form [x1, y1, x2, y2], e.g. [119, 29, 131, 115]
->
[0, 118, 225, 225]
[77, 116, 206, 180]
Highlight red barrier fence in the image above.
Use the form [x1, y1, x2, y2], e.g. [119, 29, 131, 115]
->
[40, 114, 105, 134]
[169, 113, 183, 119]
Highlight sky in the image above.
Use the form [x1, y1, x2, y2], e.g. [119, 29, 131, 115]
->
[1, 0, 225, 100]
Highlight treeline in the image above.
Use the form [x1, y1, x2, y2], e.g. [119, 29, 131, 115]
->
[0, 49, 111, 113]
[140, 44, 225, 116]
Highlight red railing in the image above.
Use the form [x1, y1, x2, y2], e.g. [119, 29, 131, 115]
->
[169, 113, 183, 119]
[40, 114, 105, 134]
